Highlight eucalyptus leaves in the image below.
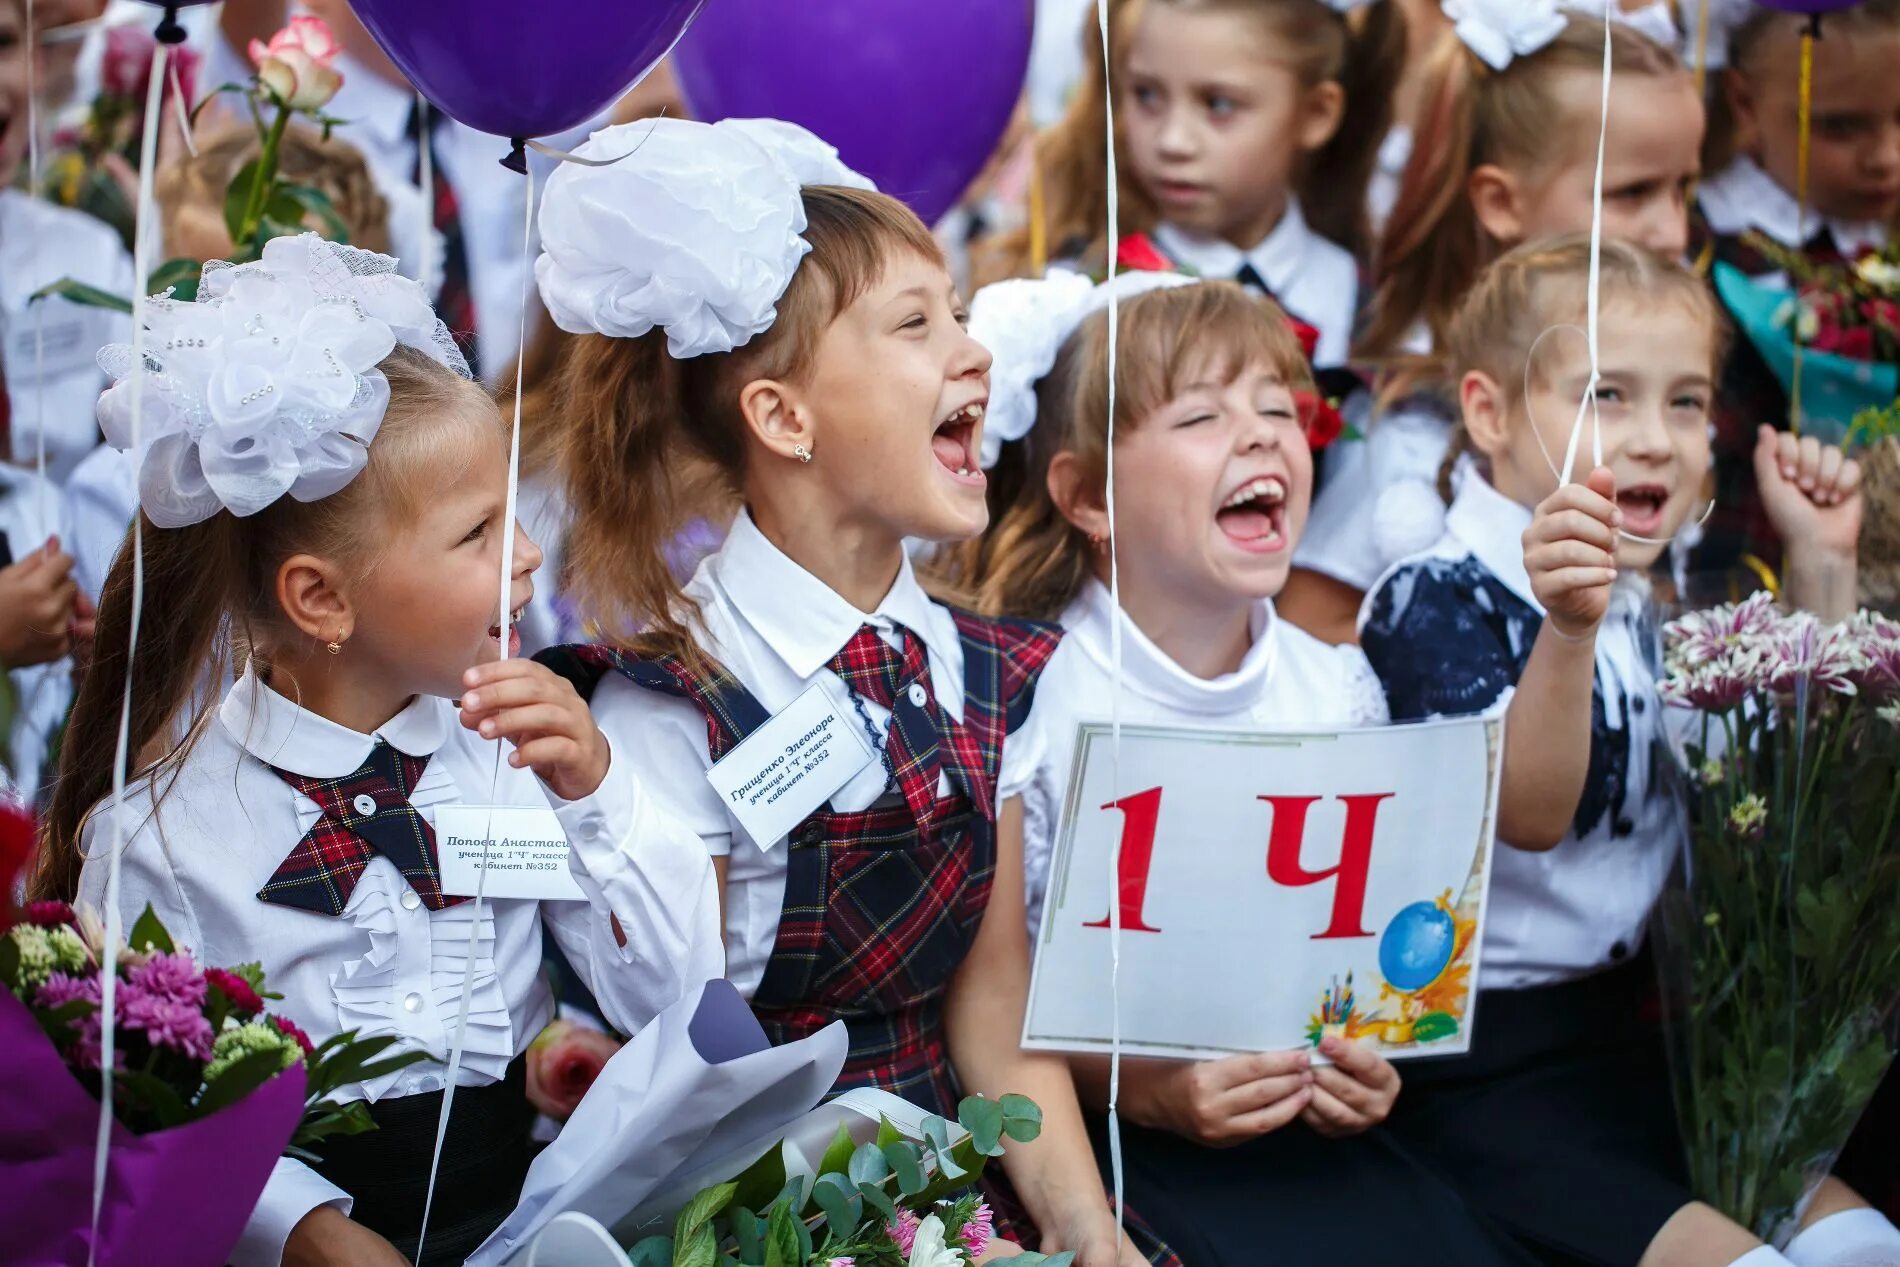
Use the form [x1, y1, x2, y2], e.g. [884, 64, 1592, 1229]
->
[627, 1094, 1076, 1267]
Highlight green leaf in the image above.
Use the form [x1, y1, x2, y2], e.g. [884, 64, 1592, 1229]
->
[197, 1054, 299, 1117]
[672, 1223, 717, 1267]
[847, 1141, 889, 1188]
[1410, 1011, 1459, 1043]
[674, 1181, 739, 1243]
[875, 1113, 905, 1149]
[276, 183, 351, 243]
[762, 1202, 801, 1267]
[816, 1120, 857, 1178]
[808, 1175, 859, 1245]
[856, 1181, 897, 1222]
[881, 1141, 927, 1195]
[920, 1114, 966, 1182]
[730, 1205, 763, 1264]
[225, 158, 262, 243]
[29, 277, 133, 314]
[628, 1237, 675, 1267]
[958, 1095, 1006, 1157]
[190, 83, 250, 130]
[128, 904, 175, 955]
[145, 257, 202, 301]
[999, 1093, 1043, 1144]
[116, 1070, 192, 1128]
[729, 1143, 787, 1215]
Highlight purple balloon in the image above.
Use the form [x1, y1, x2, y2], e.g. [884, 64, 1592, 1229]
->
[347, 0, 705, 145]
[1756, 0, 1864, 10]
[671, 0, 1032, 225]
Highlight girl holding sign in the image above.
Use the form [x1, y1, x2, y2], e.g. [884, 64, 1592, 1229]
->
[34, 235, 725, 1266]
[957, 272, 1531, 1266]
[1359, 236, 1896, 1267]
[529, 117, 1168, 1267]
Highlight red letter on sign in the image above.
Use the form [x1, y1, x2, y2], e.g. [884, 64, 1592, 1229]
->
[1260, 793, 1395, 940]
[1083, 786, 1165, 933]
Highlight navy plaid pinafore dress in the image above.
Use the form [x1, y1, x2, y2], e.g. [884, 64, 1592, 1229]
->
[542, 611, 1183, 1265]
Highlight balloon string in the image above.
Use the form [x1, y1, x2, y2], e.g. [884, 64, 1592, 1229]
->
[1095, 0, 1126, 1238]
[168, 58, 197, 157]
[1559, 4, 1612, 488]
[414, 156, 533, 1266]
[1790, 22, 1816, 437]
[27, 0, 47, 521]
[1028, 141, 1048, 277]
[415, 93, 436, 292]
[92, 39, 168, 1267]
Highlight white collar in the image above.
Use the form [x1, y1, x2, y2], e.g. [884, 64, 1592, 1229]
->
[1445, 473, 1540, 611]
[1153, 199, 1318, 292]
[1064, 578, 1279, 713]
[1698, 156, 1890, 258]
[322, 52, 418, 152]
[219, 665, 451, 780]
[711, 508, 949, 680]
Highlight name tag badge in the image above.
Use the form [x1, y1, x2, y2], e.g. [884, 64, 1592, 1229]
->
[437, 805, 586, 901]
[705, 682, 877, 851]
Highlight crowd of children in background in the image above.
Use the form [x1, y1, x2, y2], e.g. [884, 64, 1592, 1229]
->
[3, 0, 1900, 1264]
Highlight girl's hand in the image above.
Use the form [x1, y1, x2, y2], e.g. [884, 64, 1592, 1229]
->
[1150, 1050, 1312, 1146]
[1039, 1204, 1148, 1267]
[1523, 467, 1620, 639]
[0, 538, 80, 668]
[459, 660, 611, 802]
[1300, 1035, 1401, 1137]
[282, 1206, 409, 1266]
[1754, 426, 1863, 562]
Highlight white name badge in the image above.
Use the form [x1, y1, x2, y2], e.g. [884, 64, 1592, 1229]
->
[705, 683, 878, 851]
[437, 806, 587, 901]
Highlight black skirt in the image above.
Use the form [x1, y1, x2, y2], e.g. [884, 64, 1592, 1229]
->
[1385, 958, 1693, 1267]
[309, 1056, 535, 1266]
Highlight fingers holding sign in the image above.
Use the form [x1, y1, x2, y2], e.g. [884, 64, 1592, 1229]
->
[1302, 1035, 1402, 1138]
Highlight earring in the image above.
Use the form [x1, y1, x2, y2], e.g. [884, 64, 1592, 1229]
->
[326, 633, 344, 655]
[1088, 532, 1106, 549]
[792, 443, 813, 464]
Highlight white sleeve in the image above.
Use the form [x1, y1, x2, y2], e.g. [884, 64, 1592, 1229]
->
[228, 1157, 353, 1267]
[75, 795, 199, 952]
[62, 448, 136, 603]
[1337, 645, 1391, 726]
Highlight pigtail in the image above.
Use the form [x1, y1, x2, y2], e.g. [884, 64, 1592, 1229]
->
[1303, 0, 1407, 262]
[34, 517, 244, 902]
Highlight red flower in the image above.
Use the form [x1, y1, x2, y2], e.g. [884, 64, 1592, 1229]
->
[1296, 390, 1345, 450]
[1861, 297, 1900, 336]
[206, 968, 265, 1015]
[1115, 233, 1175, 275]
[1835, 326, 1876, 361]
[23, 901, 77, 929]
[1284, 316, 1321, 364]
[0, 799, 34, 930]
[270, 1013, 315, 1055]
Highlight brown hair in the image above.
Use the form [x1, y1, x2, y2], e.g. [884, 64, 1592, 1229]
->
[981, 0, 1405, 283]
[33, 347, 494, 902]
[957, 281, 1310, 621]
[1361, 17, 1685, 366]
[552, 185, 943, 662]
[158, 122, 392, 256]
[1431, 234, 1728, 499]
[496, 312, 579, 481]
[1703, 0, 1900, 176]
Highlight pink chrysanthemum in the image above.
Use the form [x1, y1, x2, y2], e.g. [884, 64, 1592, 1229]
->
[129, 951, 207, 1007]
[960, 1201, 994, 1257]
[204, 967, 264, 1015]
[825, 1259, 855, 1267]
[271, 1013, 316, 1055]
[887, 1207, 921, 1256]
[36, 971, 100, 1011]
[122, 985, 215, 1061]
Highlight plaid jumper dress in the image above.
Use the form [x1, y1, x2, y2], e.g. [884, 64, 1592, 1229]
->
[541, 611, 1184, 1266]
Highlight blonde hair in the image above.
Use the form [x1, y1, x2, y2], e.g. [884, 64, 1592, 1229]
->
[1361, 17, 1685, 366]
[981, 0, 1405, 283]
[1704, 0, 1900, 176]
[553, 186, 944, 663]
[35, 347, 494, 902]
[158, 122, 392, 255]
[958, 281, 1311, 620]
[1432, 234, 1727, 499]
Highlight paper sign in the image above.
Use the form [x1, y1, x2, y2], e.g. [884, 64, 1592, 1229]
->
[704, 683, 877, 850]
[1024, 711, 1505, 1061]
[438, 806, 586, 901]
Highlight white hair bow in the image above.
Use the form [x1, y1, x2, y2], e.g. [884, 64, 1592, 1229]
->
[1443, 0, 1569, 70]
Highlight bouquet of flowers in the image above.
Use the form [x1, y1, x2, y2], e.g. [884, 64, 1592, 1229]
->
[626, 1095, 1072, 1267]
[38, 16, 354, 313]
[1712, 235, 1900, 442]
[39, 25, 200, 251]
[1653, 594, 1900, 1244]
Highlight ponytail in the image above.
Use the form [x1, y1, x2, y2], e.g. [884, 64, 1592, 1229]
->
[1304, 0, 1407, 262]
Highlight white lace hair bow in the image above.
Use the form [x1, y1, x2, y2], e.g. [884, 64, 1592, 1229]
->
[95, 232, 469, 529]
[1443, 0, 1568, 70]
[535, 117, 876, 360]
[968, 269, 1198, 470]
[1558, 0, 1680, 49]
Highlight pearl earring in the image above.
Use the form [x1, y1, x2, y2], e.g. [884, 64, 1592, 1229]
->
[793, 443, 813, 464]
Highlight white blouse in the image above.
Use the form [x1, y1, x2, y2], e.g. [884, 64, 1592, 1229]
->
[1022, 579, 1389, 935]
[589, 509, 1048, 995]
[77, 668, 722, 1265]
[1699, 155, 1891, 265]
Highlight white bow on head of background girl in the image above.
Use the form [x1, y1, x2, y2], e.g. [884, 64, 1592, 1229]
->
[968, 269, 1199, 469]
[1444, 0, 1568, 70]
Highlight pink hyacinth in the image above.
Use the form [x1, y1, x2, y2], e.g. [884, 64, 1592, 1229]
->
[887, 1207, 921, 1256]
[130, 951, 207, 1007]
[204, 967, 264, 1015]
[961, 1201, 994, 1257]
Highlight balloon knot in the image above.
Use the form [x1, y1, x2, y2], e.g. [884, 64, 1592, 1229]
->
[153, 5, 188, 45]
[501, 139, 528, 175]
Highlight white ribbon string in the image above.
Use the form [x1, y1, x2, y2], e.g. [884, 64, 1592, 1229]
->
[1558, 6, 1612, 487]
[415, 94, 435, 292]
[413, 158, 532, 1264]
[1095, 0, 1127, 1237]
[26, 0, 47, 522]
[91, 39, 168, 1266]
[168, 58, 197, 158]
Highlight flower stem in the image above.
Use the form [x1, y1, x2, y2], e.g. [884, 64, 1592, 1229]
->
[237, 101, 291, 251]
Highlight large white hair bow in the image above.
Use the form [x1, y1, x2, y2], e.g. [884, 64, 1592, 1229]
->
[534, 117, 876, 360]
[968, 269, 1198, 469]
[94, 233, 469, 529]
[1558, 0, 1680, 49]
[1443, 0, 1568, 70]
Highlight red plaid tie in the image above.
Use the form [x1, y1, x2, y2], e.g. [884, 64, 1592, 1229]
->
[258, 742, 465, 917]
[829, 624, 944, 828]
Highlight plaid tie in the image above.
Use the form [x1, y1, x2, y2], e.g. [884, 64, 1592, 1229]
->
[408, 101, 479, 378]
[829, 624, 944, 828]
[259, 741, 465, 917]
